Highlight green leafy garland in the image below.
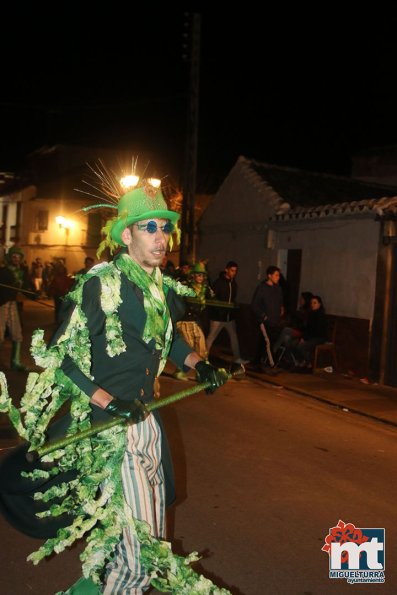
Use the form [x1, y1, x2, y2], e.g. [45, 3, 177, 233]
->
[0, 262, 230, 594]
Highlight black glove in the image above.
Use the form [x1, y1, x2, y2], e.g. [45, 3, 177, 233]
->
[104, 397, 148, 424]
[195, 361, 228, 394]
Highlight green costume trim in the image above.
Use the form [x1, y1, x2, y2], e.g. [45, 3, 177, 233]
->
[0, 259, 229, 594]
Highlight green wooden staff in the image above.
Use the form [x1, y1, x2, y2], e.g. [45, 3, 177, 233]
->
[184, 297, 238, 308]
[31, 365, 245, 460]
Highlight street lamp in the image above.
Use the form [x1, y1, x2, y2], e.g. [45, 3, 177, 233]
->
[56, 216, 75, 244]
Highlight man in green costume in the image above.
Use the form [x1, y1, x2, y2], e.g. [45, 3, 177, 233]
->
[52, 179, 227, 593]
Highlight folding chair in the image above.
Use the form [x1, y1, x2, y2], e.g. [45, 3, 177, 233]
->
[274, 345, 298, 369]
[313, 320, 338, 371]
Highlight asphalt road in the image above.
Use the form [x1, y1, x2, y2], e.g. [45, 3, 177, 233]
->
[161, 373, 397, 595]
[1, 301, 396, 594]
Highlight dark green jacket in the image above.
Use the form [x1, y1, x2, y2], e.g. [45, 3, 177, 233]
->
[0, 266, 192, 538]
[55, 271, 193, 506]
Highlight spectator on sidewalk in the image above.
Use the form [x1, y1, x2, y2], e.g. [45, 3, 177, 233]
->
[291, 295, 327, 369]
[273, 290, 313, 354]
[206, 261, 247, 364]
[42, 261, 54, 297]
[31, 257, 44, 295]
[250, 265, 284, 369]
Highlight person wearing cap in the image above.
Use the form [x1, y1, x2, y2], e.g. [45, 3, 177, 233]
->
[39, 179, 229, 593]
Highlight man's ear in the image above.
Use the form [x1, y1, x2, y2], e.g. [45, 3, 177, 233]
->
[121, 227, 132, 245]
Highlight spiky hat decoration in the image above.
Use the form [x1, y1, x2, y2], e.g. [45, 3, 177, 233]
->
[76, 158, 181, 257]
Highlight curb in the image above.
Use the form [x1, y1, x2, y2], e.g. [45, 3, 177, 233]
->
[245, 370, 397, 429]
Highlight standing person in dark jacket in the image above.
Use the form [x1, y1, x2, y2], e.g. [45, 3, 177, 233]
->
[251, 265, 284, 369]
[3, 175, 228, 594]
[206, 260, 247, 364]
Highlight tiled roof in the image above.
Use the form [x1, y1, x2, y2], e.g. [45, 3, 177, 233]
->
[271, 199, 384, 222]
[235, 157, 397, 222]
[270, 196, 397, 223]
[241, 157, 397, 207]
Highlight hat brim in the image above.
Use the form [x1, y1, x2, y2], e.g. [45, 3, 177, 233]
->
[111, 209, 180, 246]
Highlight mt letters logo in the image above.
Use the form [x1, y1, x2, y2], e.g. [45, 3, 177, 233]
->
[322, 519, 385, 584]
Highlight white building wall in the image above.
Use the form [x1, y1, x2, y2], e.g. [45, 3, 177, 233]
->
[22, 197, 90, 273]
[199, 227, 278, 303]
[1, 185, 99, 274]
[275, 218, 379, 319]
[198, 158, 283, 303]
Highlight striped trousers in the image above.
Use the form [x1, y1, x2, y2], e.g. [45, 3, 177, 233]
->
[103, 415, 166, 594]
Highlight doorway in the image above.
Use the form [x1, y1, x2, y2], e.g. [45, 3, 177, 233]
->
[286, 249, 302, 315]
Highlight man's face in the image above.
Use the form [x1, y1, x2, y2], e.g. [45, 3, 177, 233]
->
[225, 266, 237, 280]
[268, 271, 280, 285]
[121, 218, 171, 274]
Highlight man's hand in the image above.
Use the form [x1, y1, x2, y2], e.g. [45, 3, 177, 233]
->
[195, 361, 228, 394]
[104, 397, 148, 424]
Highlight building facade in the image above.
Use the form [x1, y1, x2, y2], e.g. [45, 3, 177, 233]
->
[198, 156, 397, 382]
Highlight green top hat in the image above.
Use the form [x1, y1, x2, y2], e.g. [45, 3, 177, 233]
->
[7, 246, 24, 260]
[111, 186, 180, 246]
[191, 262, 207, 275]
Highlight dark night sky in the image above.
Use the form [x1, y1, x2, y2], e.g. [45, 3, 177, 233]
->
[2, 6, 397, 188]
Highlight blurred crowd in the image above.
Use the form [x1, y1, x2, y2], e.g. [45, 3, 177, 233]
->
[0, 245, 329, 375]
[0, 246, 95, 371]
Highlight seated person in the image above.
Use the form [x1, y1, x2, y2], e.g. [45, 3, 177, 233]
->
[291, 295, 327, 368]
[273, 291, 313, 354]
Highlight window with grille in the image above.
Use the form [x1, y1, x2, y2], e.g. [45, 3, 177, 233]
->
[36, 210, 49, 231]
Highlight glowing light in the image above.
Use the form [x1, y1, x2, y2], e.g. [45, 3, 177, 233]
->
[148, 178, 161, 188]
[56, 216, 75, 229]
[120, 175, 140, 189]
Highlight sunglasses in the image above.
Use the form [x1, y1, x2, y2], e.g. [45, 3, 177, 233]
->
[135, 220, 174, 234]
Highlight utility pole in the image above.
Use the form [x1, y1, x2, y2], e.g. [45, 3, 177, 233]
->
[180, 12, 201, 264]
